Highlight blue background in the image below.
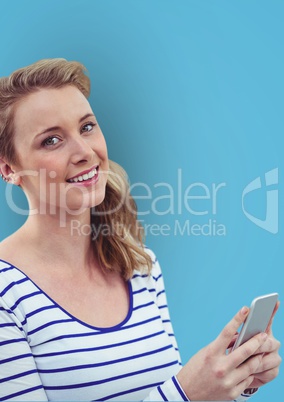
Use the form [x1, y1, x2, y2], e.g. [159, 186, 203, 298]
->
[0, 1, 283, 400]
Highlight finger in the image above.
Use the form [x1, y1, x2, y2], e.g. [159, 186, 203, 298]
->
[234, 353, 263, 385]
[233, 375, 255, 399]
[253, 366, 280, 385]
[254, 351, 282, 374]
[251, 364, 280, 388]
[214, 307, 250, 353]
[229, 332, 268, 368]
[266, 301, 280, 335]
[256, 336, 281, 355]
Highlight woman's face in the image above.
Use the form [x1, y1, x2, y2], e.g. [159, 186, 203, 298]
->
[11, 85, 109, 219]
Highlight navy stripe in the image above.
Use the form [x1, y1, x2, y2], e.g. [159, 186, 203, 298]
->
[40, 315, 161, 344]
[157, 289, 166, 297]
[159, 304, 168, 309]
[153, 273, 162, 281]
[0, 337, 26, 347]
[10, 291, 42, 310]
[26, 305, 57, 319]
[0, 369, 38, 383]
[1, 353, 33, 365]
[0, 322, 24, 333]
[0, 306, 13, 314]
[0, 322, 17, 328]
[28, 318, 74, 335]
[132, 287, 147, 295]
[157, 385, 167, 401]
[38, 344, 173, 373]
[0, 266, 14, 274]
[34, 330, 166, 358]
[133, 301, 154, 311]
[132, 273, 148, 279]
[46, 361, 178, 391]
[0, 277, 29, 297]
[172, 376, 187, 401]
[99, 381, 164, 401]
[0, 385, 44, 401]
[21, 305, 57, 326]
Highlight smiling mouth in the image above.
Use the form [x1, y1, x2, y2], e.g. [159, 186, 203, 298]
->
[66, 166, 99, 183]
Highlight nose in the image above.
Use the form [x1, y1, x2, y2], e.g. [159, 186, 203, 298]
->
[69, 134, 94, 165]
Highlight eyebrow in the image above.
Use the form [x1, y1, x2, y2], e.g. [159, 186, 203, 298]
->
[35, 113, 96, 138]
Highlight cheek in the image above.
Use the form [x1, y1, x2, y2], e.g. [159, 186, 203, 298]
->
[18, 152, 66, 174]
[94, 132, 108, 161]
[20, 160, 68, 197]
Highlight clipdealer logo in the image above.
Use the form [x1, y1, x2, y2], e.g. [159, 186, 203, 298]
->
[1, 167, 279, 236]
[242, 168, 278, 234]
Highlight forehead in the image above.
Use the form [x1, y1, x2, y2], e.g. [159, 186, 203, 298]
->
[13, 86, 92, 135]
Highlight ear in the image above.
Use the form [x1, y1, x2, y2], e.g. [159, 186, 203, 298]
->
[0, 157, 21, 186]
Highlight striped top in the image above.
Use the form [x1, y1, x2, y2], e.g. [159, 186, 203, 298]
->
[0, 249, 253, 401]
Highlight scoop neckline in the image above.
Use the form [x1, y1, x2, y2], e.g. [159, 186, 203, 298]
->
[0, 258, 133, 333]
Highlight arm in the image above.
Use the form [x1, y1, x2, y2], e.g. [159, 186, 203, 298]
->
[150, 253, 182, 366]
[0, 298, 48, 401]
[142, 249, 186, 400]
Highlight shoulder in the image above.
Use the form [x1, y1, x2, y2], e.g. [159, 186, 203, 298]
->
[132, 246, 164, 288]
[143, 246, 159, 264]
[0, 259, 25, 312]
[0, 258, 39, 326]
[142, 246, 162, 276]
[131, 247, 169, 309]
[0, 259, 26, 292]
[0, 231, 24, 265]
[0, 239, 22, 289]
[0, 258, 16, 280]
[0, 237, 34, 302]
[0, 230, 35, 277]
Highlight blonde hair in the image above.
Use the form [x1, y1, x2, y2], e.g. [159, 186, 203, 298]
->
[0, 58, 152, 279]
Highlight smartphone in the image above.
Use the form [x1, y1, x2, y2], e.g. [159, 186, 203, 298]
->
[232, 293, 278, 351]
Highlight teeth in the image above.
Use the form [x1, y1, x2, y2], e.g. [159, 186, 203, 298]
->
[89, 169, 96, 178]
[68, 168, 98, 183]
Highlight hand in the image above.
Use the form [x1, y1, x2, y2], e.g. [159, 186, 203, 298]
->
[245, 301, 281, 390]
[177, 307, 268, 401]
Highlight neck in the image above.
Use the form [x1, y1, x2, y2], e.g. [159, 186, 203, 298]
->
[21, 208, 96, 274]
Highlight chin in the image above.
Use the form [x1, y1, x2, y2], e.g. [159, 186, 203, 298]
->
[89, 190, 106, 209]
[76, 187, 107, 210]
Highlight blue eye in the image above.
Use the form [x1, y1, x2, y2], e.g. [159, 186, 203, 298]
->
[42, 136, 60, 147]
[81, 122, 95, 133]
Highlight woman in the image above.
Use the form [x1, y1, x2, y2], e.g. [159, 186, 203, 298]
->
[0, 59, 281, 401]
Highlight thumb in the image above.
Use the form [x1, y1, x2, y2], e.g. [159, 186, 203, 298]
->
[214, 306, 250, 353]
